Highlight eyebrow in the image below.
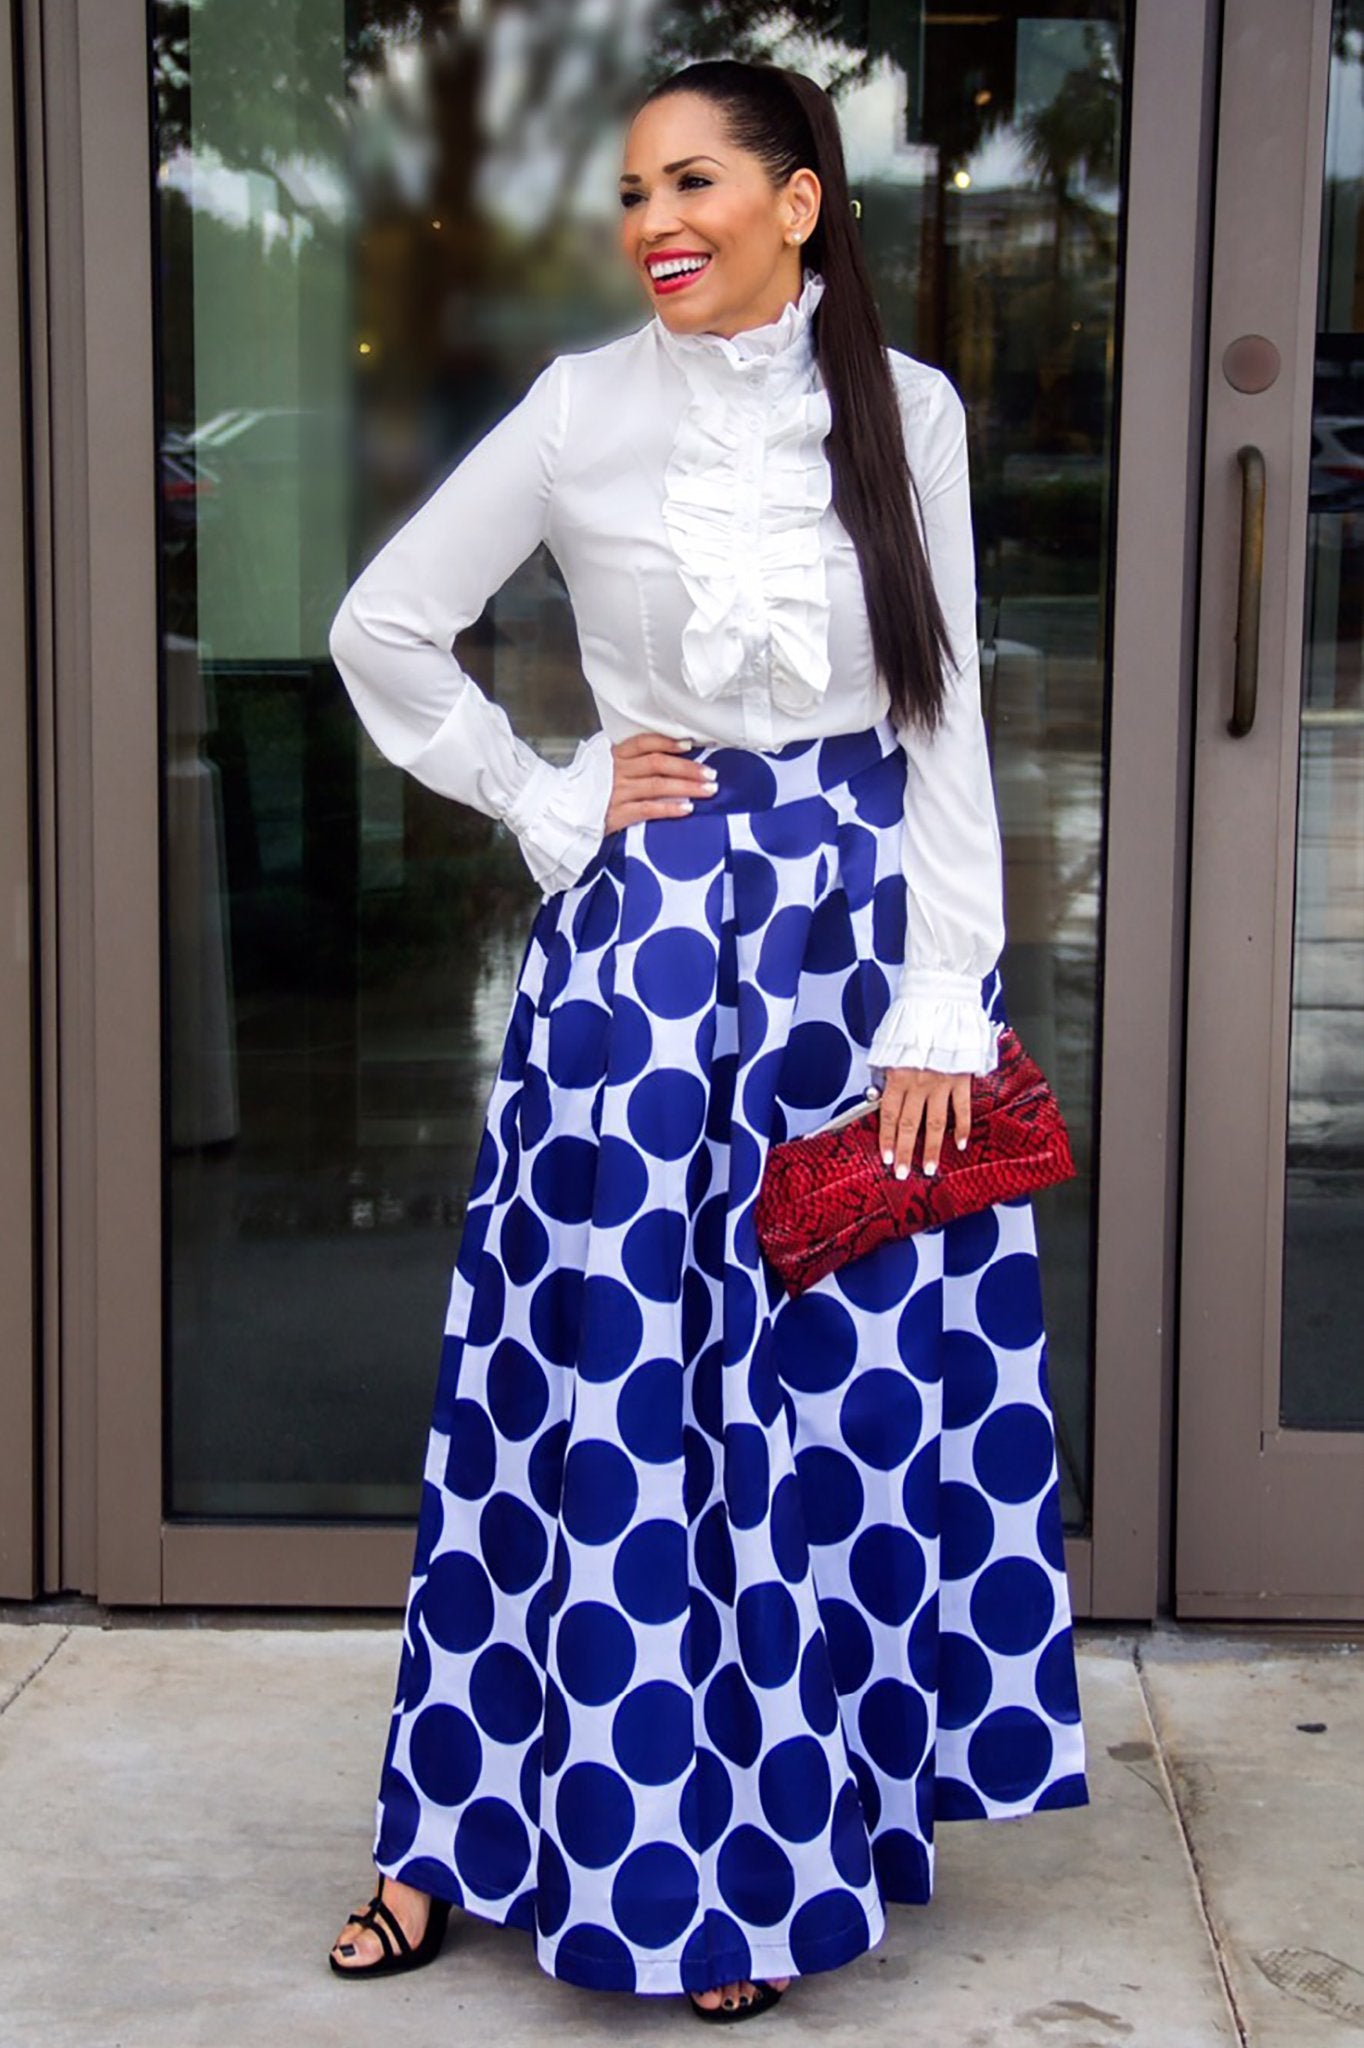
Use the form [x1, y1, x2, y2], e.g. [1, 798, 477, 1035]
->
[619, 154, 724, 185]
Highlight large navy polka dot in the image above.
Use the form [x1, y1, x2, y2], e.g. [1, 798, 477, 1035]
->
[818, 1596, 874, 1696]
[942, 1331, 999, 1430]
[619, 856, 663, 940]
[613, 1520, 688, 1625]
[682, 1588, 722, 1687]
[971, 1558, 1055, 1656]
[695, 1500, 737, 1606]
[831, 1778, 872, 1887]
[940, 1478, 996, 1580]
[547, 1000, 610, 1089]
[769, 1470, 810, 1584]
[591, 1135, 649, 1226]
[680, 1750, 733, 1855]
[755, 905, 811, 1000]
[605, 996, 653, 1085]
[487, 1337, 549, 1442]
[796, 1445, 864, 1546]
[840, 1369, 923, 1470]
[635, 926, 715, 1019]
[973, 1403, 1055, 1504]
[530, 1134, 597, 1226]
[421, 1550, 494, 1654]
[542, 1680, 570, 1776]
[897, 1279, 944, 1379]
[804, 888, 857, 973]
[968, 1706, 1053, 1803]
[617, 1358, 682, 1464]
[681, 1910, 751, 1989]
[644, 811, 726, 880]
[469, 1645, 541, 1745]
[1035, 1629, 1082, 1723]
[975, 1253, 1045, 1350]
[871, 870, 907, 958]
[613, 1844, 699, 1949]
[555, 1922, 636, 1992]
[480, 1492, 548, 1595]
[374, 1766, 420, 1867]
[716, 748, 778, 813]
[939, 1630, 995, 1730]
[736, 1580, 800, 1689]
[445, 1399, 496, 1501]
[579, 1275, 644, 1380]
[788, 1890, 869, 1973]
[612, 1678, 694, 1785]
[704, 1662, 762, 1768]
[731, 850, 779, 934]
[841, 957, 892, 1046]
[500, 1199, 550, 1287]
[536, 1833, 571, 1934]
[773, 1293, 858, 1394]
[723, 1423, 770, 1530]
[627, 1067, 706, 1160]
[528, 1418, 568, 1516]
[466, 1254, 506, 1347]
[623, 1208, 686, 1303]
[408, 1704, 482, 1807]
[858, 1678, 929, 1779]
[562, 1439, 637, 1545]
[872, 1829, 929, 1902]
[557, 1601, 636, 1706]
[716, 1824, 795, 1927]
[901, 1442, 940, 1540]
[759, 1735, 831, 1842]
[529, 1267, 584, 1369]
[556, 1761, 635, 1869]
[1035, 1482, 1067, 1572]
[849, 1523, 927, 1627]
[778, 1021, 852, 1110]
[454, 1796, 531, 1899]
[944, 1205, 1001, 1276]
[797, 1634, 839, 1736]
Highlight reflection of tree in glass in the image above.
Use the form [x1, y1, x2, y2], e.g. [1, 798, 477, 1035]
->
[1017, 24, 1120, 276]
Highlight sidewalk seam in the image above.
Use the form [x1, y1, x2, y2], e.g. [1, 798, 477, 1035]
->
[0, 1626, 74, 1718]
[1134, 1640, 1249, 2047]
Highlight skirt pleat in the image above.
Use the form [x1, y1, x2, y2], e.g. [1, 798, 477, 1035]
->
[372, 716, 1087, 1995]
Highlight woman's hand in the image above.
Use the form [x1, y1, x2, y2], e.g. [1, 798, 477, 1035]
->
[605, 732, 717, 834]
[877, 1066, 973, 1179]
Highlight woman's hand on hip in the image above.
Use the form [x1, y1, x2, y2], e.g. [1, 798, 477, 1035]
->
[878, 1066, 973, 1179]
[605, 732, 717, 834]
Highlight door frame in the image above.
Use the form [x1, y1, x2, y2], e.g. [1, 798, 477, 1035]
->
[1177, 0, 1364, 1619]
[0, 0, 37, 1602]
[30, 0, 1217, 1614]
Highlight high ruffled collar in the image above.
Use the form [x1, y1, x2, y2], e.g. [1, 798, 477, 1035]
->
[654, 271, 825, 374]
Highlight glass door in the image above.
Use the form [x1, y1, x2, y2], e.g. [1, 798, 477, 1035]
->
[1180, 0, 1364, 1617]
[146, 0, 1134, 1599]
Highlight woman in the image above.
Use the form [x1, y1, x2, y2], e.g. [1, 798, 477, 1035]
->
[326, 57, 1087, 2020]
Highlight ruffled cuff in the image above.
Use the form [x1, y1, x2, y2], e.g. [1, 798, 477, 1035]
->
[867, 969, 1001, 1076]
[503, 728, 615, 898]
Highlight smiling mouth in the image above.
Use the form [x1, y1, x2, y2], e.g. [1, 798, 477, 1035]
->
[646, 252, 712, 295]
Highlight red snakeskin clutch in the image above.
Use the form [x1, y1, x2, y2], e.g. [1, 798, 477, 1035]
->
[755, 1026, 1076, 1297]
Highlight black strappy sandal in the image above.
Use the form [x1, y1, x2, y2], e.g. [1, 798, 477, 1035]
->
[689, 1981, 786, 2023]
[328, 1876, 452, 1980]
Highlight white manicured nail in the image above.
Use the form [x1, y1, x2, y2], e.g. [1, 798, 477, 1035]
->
[895, 1163, 909, 1181]
[677, 799, 693, 812]
[924, 1160, 937, 1177]
[882, 1149, 893, 1167]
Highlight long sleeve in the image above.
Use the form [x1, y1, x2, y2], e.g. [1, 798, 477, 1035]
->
[327, 356, 614, 897]
[867, 370, 1005, 1077]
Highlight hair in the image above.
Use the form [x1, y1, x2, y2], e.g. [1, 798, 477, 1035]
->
[640, 59, 955, 732]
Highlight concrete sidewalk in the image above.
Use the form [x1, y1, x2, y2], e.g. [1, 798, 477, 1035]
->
[0, 1620, 1360, 2047]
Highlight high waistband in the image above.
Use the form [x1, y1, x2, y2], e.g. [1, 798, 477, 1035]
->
[686, 716, 901, 815]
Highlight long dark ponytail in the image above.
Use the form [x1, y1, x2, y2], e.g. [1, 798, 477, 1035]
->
[640, 60, 956, 733]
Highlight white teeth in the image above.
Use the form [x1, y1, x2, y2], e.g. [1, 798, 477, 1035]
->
[649, 255, 709, 281]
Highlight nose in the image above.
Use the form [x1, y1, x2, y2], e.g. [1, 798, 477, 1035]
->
[638, 189, 684, 243]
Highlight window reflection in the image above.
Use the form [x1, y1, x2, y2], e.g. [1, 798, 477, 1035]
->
[155, 1, 1125, 1525]
[1282, 5, 1364, 1430]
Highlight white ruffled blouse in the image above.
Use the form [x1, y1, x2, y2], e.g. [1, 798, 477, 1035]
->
[328, 273, 1003, 1075]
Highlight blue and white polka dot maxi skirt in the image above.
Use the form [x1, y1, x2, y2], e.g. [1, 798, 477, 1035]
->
[373, 715, 1088, 1996]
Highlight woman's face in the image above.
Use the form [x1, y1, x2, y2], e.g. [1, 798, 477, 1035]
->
[619, 94, 821, 339]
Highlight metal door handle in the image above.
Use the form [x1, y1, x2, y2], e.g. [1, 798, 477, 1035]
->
[1229, 445, 1265, 737]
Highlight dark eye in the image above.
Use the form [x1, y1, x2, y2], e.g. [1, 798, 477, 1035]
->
[679, 173, 712, 190]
